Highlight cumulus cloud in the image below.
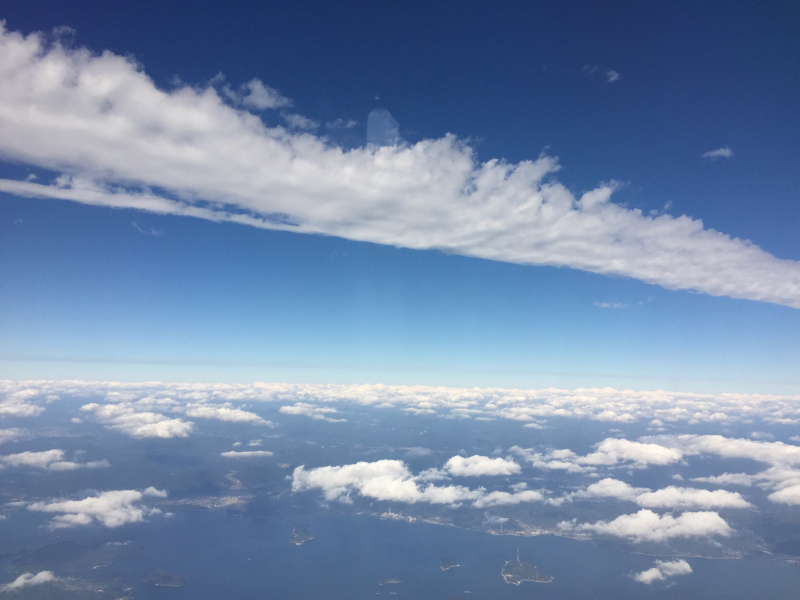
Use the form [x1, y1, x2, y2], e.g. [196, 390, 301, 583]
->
[690, 472, 755, 487]
[238, 79, 291, 110]
[560, 509, 732, 542]
[27, 488, 166, 528]
[573, 478, 752, 509]
[220, 450, 273, 458]
[279, 402, 346, 422]
[0, 26, 797, 307]
[292, 459, 543, 508]
[0, 571, 55, 593]
[444, 455, 521, 476]
[184, 403, 273, 426]
[633, 559, 692, 584]
[702, 147, 733, 160]
[0, 449, 109, 471]
[511, 438, 683, 473]
[0, 388, 46, 417]
[80, 403, 193, 438]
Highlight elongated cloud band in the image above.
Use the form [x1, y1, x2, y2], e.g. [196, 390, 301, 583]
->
[0, 26, 798, 307]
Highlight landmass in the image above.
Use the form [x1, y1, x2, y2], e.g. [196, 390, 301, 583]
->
[440, 558, 460, 571]
[290, 524, 314, 545]
[501, 559, 553, 585]
[378, 579, 401, 585]
[143, 569, 188, 587]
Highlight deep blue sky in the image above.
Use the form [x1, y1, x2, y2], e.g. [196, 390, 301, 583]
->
[1, 0, 798, 392]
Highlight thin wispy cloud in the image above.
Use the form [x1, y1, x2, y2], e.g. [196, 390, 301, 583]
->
[702, 147, 734, 160]
[0, 27, 798, 307]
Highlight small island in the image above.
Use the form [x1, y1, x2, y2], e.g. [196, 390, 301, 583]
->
[290, 524, 314, 545]
[144, 569, 188, 587]
[378, 579, 402, 585]
[501, 550, 552, 585]
[440, 558, 460, 571]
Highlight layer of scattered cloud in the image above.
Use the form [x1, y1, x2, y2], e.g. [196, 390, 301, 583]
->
[0, 449, 109, 471]
[560, 509, 732, 542]
[633, 559, 692, 584]
[0, 571, 55, 593]
[0, 26, 797, 307]
[5, 381, 800, 436]
[27, 487, 166, 528]
[220, 450, 273, 458]
[702, 147, 733, 160]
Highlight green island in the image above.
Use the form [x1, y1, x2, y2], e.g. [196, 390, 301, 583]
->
[440, 558, 460, 571]
[290, 524, 315, 545]
[144, 569, 188, 587]
[378, 579, 402, 585]
[501, 558, 553, 585]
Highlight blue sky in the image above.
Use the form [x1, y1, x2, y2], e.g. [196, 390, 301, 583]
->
[0, 0, 798, 392]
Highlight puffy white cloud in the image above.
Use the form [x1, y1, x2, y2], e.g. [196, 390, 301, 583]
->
[0, 27, 798, 307]
[0, 449, 109, 470]
[291, 459, 542, 508]
[511, 438, 683, 473]
[561, 509, 732, 542]
[633, 559, 692, 584]
[0, 387, 46, 417]
[279, 402, 346, 422]
[80, 403, 193, 438]
[220, 450, 273, 458]
[27, 488, 166, 528]
[184, 403, 273, 426]
[635, 486, 752, 510]
[0, 571, 55, 593]
[575, 478, 752, 509]
[444, 455, 521, 476]
[702, 147, 733, 160]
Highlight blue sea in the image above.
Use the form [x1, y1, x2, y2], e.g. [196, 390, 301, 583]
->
[68, 510, 800, 600]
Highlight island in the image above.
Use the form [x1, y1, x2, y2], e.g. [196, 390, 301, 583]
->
[501, 551, 552, 585]
[144, 569, 188, 587]
[290, 524, 314, 545]
[378, 579, 402, 585]
[440, 558, 460, 571]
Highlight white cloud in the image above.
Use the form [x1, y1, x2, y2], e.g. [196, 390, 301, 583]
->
[0, 428, 26, 445]
[291, 459, 542, 508]
[0, 449, 109, 470]
[702, 147, 733, 160]
[404, 447, 432, 458]
[690, 472, 755, 487]
[635, 486, 752, 509]
[0, 571, 55, 593]
[606, 70, 621, 82]
[27, 488, 165, 528]
[575, 478, 752, 509]
[633, 559, 692, 584]
[220, 450, 273, 458]
[0, 26, 797, 307]
[282, 112, 319, 130]
[279, 402, 346, 422]
[444, 455, 521, 476]
[594, 302, 627, 309]
[561, 509, 732, 542]
[80, 403, 193, 438]
[238, 79, 291, 110]
[184, 403, 273, 426]
[0, 387, 45, 417]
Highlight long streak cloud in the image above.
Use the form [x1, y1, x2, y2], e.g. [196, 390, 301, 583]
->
[0, 25, 799, 307]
